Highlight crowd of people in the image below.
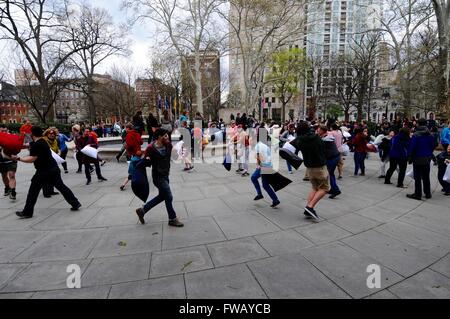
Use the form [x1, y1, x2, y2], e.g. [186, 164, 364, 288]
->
[0, 110, 449, 228]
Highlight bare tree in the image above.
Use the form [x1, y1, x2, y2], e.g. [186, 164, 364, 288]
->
[123, 0, 227, 116]
[223, 0, 309, 116]
[376, 0, 434, 118]
[343, 32, 382, 122]
[0, 0, 101, 123]
[431, 0, 450, 118]
[67, 3, 130, 122]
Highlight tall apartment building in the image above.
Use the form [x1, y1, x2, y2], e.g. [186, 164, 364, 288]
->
[304, 0, 383, 119]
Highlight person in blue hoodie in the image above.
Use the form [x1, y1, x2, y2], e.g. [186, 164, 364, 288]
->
[57, 131, 72, 174]
[385, 128, 410, 188]
[406, 118, 437, 200]
[440, 120, 450, 151]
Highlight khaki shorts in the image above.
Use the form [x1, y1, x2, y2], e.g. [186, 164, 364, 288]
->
[306, 166, 330, 192]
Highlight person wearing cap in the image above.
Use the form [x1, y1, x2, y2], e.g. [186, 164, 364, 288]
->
[11, 126, 81, 219]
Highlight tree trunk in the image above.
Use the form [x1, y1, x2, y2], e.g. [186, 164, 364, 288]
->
[344, 108, 350, 122]
[437, 45, 449, 118]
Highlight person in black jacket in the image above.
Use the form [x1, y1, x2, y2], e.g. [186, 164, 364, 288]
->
[135, 129, 184, 227]
[147, 113, 159, 142]
[317, 125, 341, 199]
[132, 111, 145, 135]
[291, 121, 330, 221]
[11, 126, 81, 219]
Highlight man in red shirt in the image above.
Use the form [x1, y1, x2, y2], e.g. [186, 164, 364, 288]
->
[20, 120, 33, 145]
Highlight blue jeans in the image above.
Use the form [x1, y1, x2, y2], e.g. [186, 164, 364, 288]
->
[327, 156, 340, 193]
[286, 161, 292, 172]
[354, 152, 366, 175]
[251, 168, 279, 203]
[143, 176, 176, 220]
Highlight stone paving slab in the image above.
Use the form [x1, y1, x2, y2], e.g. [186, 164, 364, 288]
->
[206, 237, 269, 267]
[295, 221, 353, 245]
[31, 286, 111, 299]
[0, 230, 48, 263]
[14, 229, 104, 262]
[374, 221, 450, 257]
[364, 290, 399, 299]
[185, 198, 235, 218]
[108, 275, 185, 299]
[150, 245, 213, 277]
[247, 254, 350, 298]
[388, 269, 450, 299]
[0, 292, 34, 299]
[1, 259, 91, 293]
[1, 156, 449, 298]
[81, 254, 151, 287]
[355, 206, 406, 223]
[256, 203, 313, 229]
[0, 264, 29, 290]
[162, 217, 226, 250]
[254, 230, 314, 256]
[328, 213, 382, 234]
[31, 208, 101, 231]
[430, 255, 450, 279]
[341, 230, 441, 277]
[214, 211, 280, 240]
[185, 264, 267, 299]
[219, 193, 269, 212]
[0, 209, 59, 231]
[300, 242, 404, 298]
[90, 192, 135, 208]
[88, 224, 162, 258]
[399, 203, 450, 238]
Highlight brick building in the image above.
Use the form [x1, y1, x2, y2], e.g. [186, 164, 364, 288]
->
[0, 81, 29, 124]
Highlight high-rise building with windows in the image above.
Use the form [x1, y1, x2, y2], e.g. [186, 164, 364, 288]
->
[304, 0, 383, 119]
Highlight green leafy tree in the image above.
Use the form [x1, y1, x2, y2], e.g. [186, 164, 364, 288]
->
[265, 47, 308, 122]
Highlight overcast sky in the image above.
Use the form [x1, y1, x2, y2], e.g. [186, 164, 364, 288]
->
[90, 0, 154, 76]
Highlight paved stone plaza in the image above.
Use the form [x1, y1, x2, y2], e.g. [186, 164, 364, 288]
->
[0, 153, 449, 299]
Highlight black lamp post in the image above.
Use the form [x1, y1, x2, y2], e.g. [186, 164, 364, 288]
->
[382, 90, 390, 122]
